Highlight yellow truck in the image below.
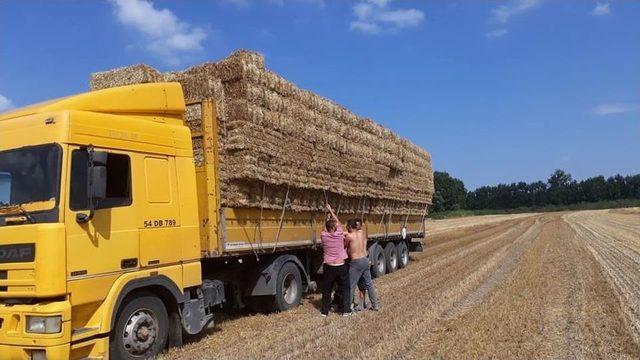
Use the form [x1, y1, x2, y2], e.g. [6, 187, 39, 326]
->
[0, 83, 427, 359]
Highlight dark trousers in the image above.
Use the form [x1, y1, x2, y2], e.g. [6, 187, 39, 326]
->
[321, 263, 349, 315]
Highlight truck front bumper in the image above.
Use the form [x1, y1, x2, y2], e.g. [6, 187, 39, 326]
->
[0, 299, 72, 359]
[0, 343, 70, 360]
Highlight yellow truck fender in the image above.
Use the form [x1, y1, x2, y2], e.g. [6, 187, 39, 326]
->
[99, 272, 186, 334]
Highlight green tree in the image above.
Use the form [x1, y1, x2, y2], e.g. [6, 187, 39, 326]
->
[433, 171, 467, 212]
[547, 169, 576, 205]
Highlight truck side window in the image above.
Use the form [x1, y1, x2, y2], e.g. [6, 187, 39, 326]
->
[69, 150, 132, 211]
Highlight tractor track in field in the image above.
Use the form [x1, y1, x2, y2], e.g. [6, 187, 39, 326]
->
[160, 210, 640, 360]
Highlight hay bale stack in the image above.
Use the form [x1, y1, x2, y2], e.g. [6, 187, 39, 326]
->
[91, 50, 433, 214]
[89, 64, 161, 90]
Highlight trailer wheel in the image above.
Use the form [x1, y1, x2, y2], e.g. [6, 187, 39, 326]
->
[396, 241, 409, 269]
[384, 242, 398, 273]
[273, 262, 302, 311]
[370, 243, 386, 278]
[110, 293, 168, 360]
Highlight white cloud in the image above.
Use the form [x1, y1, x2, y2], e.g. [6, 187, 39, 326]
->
[486, 0, 541, 40]
[486, 28, 508, 39]
[590, 103, 640, 115]
[592, 2, 611, 16]
[0, 93, 14, 112]
[490, 0, 541, 24]
[110, 0, 207, 65]
[350, 0, 424, 35]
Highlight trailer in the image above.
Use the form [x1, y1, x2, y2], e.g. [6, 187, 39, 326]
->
[0, 83, 429, 360]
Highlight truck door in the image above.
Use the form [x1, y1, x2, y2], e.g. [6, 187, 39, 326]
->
[138, 155, 183, 267]
[65, 146, 140, 280]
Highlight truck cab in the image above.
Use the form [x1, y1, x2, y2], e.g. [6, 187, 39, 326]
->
[0, 83, 207, 359]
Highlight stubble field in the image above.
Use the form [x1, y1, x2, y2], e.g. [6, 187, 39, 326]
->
[161, 208, 640, 359]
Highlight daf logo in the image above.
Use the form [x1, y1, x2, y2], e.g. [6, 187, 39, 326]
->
[0, 244, 35, 263]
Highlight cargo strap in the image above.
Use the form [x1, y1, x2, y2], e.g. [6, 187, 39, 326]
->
[358, 195, 366, 221]
[255, 182, 267, 255]
[385, 201, 396, 241]
[419, 202, 429, 236]
[379, 202, 388, 240]
[322, 189, 340, 215]
[272, 185, 291, 252]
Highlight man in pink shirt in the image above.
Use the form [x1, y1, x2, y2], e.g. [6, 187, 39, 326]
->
[320, 204, 352, 317]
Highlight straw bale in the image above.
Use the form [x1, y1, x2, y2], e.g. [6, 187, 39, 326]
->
[90, 49, 434, 214]
[90, 64, 161, 91]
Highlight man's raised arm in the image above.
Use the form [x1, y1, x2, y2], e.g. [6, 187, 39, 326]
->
[325, 204, 343, 229]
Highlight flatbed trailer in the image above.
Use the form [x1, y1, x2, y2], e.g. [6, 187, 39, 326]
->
[0, 83, 428, 360]
[191, 99, 426, 256]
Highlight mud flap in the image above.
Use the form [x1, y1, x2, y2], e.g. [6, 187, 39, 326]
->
[408, 241, 424, 252]
[248, 255, 310, 296]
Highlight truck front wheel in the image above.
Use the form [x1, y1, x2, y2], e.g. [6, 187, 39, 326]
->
[110, 293, 169, 360]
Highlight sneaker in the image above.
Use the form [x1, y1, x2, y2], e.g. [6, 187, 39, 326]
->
[342, 312, 354, 317]
[371, 305, 380, 311]
[321, 313, 328, 318]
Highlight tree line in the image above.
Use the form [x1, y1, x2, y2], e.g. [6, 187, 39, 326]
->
[432, 170, 640, 212]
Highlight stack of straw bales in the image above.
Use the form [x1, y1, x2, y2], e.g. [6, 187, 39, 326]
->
[90, 50, 433, 214]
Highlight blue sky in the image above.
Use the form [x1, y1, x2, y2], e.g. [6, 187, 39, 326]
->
[1, 0, 638, 189]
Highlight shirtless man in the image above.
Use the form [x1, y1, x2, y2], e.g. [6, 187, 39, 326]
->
[345, 218, 380, 311]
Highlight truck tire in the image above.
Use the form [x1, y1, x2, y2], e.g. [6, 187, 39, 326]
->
[384, 242, 398, 273]
[396, 241, 409, 269]
[273, 262, 302, 312]
[370, 243, 386, 278]
[110, 293, 169, 360]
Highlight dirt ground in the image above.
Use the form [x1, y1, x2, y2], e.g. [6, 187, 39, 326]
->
[161, 209, 640, 360]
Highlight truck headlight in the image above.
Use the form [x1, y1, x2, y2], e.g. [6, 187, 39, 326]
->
[26, 315, 62, 334]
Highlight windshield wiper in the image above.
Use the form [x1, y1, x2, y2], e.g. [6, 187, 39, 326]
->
[16, 204, 36, 223]
[0, 203, 36, 223]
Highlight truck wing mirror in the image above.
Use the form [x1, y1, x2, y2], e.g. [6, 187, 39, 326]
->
[76, 147, 108, 223]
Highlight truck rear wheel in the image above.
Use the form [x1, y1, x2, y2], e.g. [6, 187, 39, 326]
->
[273, 262, 302, 311]
[110, 293, 168, 360]
[396, 241, 409, 269]
[384, 242, 398, 273]
[370, 243, 386, 278]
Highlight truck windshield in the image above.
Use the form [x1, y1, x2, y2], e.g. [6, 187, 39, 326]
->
[0, 144, 61, 214]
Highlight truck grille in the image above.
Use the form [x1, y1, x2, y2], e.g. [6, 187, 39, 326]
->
[0, 267, 35, 296]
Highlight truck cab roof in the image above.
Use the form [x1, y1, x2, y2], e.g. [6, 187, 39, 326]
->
[0, 82, 186, 123]
[0, 83, 193, 157]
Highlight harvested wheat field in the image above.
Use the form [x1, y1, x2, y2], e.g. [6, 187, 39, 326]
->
[160, 209, 640, 360]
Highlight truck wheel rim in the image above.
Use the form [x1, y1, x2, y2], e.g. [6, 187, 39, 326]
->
[122, 308, 158, 355]
[377, 253, 385, 274]
[283, 273, 298, 304]
[401, 248, 408, 265]
[390, 253, 397, 269]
